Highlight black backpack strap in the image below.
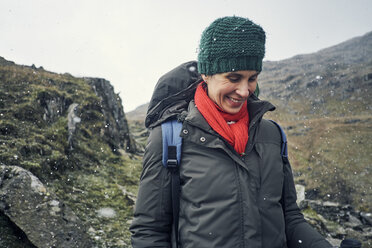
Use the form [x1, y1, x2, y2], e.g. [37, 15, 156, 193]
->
[169, 158, 180, 247]
[161, 120, 183, 247]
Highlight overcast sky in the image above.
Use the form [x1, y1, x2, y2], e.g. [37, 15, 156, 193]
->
[1, 0, 371, 111]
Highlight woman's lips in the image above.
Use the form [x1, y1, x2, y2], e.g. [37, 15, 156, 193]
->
[226, 96, 246, 107]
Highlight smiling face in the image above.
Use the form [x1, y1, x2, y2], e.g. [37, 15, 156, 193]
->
[202, 70, 259, 114]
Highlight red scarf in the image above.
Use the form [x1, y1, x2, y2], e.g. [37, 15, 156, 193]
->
[194, 82, 249, 155]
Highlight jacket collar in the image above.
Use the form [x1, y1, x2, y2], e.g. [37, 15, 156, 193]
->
[183, 99, 275, 172]
[184, 100, 213, 133]
[181, 94, 276, 173]
[247, 94, 276, 129]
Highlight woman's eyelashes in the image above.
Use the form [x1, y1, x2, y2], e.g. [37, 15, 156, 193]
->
[228, 77, 240, 83]
[248, 75, 258, 82]
[226, 73, 242, 83]
[226, 73, 258, 83]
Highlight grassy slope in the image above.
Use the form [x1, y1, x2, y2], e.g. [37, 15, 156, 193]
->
[266, 110, 372, 211]
[0, 58, 142, 246]
[262, 63, 372, 211]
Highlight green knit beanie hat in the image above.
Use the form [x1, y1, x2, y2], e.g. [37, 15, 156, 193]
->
[198, 16, 266, 75]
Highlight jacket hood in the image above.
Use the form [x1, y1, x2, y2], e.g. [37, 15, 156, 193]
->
[145, 61, 201, 128]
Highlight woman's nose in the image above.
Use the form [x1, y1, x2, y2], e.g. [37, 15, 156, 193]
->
[236, 82, 250, 98]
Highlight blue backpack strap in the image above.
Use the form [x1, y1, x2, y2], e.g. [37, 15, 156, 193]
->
[269, 120, 288, 163]
[161, 119, 183, 248]
[161, 119, 183, 168]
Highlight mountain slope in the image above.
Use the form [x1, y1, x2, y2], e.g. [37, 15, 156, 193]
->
[259, 31, 372, 119]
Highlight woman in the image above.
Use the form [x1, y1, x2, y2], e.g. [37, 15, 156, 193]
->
[130, 16, 332, 248]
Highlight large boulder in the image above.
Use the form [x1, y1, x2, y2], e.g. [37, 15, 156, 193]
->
[0, 165, 93, 247]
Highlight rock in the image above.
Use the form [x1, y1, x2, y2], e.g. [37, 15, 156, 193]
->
[306, 80, 319, 88]
[360, 212, 372, 226]
[296, 184, 306, 205]
[0, 212, 36, 247]
[343, 118, 361, 124]
[303, 212, 329, 237]
[363, 226, 372, 239]
[306, 200, 352, 223]
[37, 90, 71, 123]
[325, 221, 347, 239]
[0, 165, 93, 247]
[86, 78, 136, 153]
[345, 215, 363, 229]
[364, 73, 372, 81]
[118, 184, 137, 204]
[97, 207, 116, 218]
[326, 237, 342, 247]
[299, 200, 309, 210]
[67, 103, 81, 149]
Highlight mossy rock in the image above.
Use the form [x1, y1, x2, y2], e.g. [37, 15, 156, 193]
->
[0, 212, 36, 248]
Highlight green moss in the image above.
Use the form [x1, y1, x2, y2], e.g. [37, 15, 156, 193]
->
[45, 117, 69, 151]
[13, 103, 43, 123]
[0, 120, 19, 137]
[20, 160, 42, 175]
[50, 155, 142, 247]
[302, 207, 320, 220]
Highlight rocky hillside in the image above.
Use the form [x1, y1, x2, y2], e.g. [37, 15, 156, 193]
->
[0, 57, 141, 247]
[126, 31, 372, 246]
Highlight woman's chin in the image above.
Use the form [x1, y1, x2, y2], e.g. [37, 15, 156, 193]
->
[221, 104, 243, 114]
[223, 99, 244, 113]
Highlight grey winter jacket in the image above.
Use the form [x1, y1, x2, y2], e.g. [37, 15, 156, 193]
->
[130, 79, 331, 248]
